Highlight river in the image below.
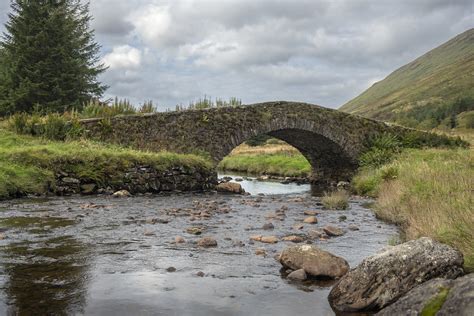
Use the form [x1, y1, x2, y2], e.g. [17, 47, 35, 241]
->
[0, 174, 398, 315]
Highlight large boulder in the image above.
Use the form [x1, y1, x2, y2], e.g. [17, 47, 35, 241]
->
[377, 274, 474, 316]
[328, 237, 464, 313]
[216, 182, 245, 194]
[279, 244, 349, 278]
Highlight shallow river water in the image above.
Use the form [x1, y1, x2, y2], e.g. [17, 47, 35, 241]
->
[0, 175, 398, 316]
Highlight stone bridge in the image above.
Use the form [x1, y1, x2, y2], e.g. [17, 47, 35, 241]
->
[80, 101, 418, 185]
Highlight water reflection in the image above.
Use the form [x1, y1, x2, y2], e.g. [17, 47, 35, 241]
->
[0, 177, 399, 316]
[0, 218, 90, 315]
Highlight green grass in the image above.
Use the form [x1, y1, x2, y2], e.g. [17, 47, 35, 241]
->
[0, 129, 212, 199]
[321, 190, 350, 210]
[353, 148, 474, 271]
[341, 29, 474, 125]
[218, 152, 311, 177]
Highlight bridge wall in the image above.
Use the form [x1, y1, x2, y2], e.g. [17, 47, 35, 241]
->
[80, 101, 407, 185]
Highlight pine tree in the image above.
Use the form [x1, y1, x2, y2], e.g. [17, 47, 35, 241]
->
[0, 0, 107, 115]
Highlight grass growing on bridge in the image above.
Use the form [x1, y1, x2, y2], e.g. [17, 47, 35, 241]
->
[218, 143, 311, 177]
[353, 148, 474, 271]
[0, 129, 212, 199]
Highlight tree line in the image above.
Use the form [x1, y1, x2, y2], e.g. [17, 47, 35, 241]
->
[0, 0, 106, 116]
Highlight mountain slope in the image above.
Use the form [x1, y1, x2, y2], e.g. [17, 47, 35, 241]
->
[340, 29, 474, 127]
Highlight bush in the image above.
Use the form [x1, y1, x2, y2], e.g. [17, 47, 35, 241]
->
[321, 190, 350, 210]
[42, 113, 69, 140]
[360, 133, 401, 168]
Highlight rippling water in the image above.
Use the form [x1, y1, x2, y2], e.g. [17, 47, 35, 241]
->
[0, 175, 398, 315]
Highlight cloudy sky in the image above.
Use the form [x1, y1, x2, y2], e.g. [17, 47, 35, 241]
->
[0, 0, 472, 110]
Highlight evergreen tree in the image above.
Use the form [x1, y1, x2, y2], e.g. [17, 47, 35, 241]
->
[0, 0, 107, 115]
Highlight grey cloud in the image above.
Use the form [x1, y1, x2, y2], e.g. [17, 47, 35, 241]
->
[0, 0, 472, 110]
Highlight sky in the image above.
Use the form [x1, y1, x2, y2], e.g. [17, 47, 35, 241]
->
[0, 0, 472, 111]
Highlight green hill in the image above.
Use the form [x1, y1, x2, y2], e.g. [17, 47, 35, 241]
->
[340, 28, 474, 130]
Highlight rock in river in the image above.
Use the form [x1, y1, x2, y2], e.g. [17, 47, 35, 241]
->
[216, 182, 245, 194]
[328, 237, 464, 313]
[377, 273, 474, 316]
[261, 236, 279, 244]
[303, 216, 318, 224]
[279, 245, 349, 278]
[175, 236, 186, 244]
[197, 237, 218, 248]
[262, 222, 275, 230]
[186, 226, 204, 235]
[112, 189, 131, 198]
[287, 269, 307, 281]
[282, 235, 305, 243]
[323, 225, 344, 236]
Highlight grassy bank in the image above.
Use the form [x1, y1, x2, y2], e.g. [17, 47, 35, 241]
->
[0, 129, 212, 199]
[218, 143, 311, 177]
[353, 148, 474, 270]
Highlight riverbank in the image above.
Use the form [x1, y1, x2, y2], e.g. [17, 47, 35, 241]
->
[353, 148, 473, 271]
[0, 129, 215, 199]
[218, 143, 311, 178]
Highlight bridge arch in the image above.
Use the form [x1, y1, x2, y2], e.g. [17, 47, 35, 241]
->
[80, 101, 409, 186]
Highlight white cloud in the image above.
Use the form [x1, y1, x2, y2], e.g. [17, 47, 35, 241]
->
[102, 45, 142, 70]
[129, 5, 172, 48]
[1, 0, 472, 109]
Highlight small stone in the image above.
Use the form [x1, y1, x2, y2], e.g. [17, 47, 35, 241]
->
[233, 240, 245, 247]
[235, 178, 244, 182]
[250, 235, 263, 241]
[323, 225, 345, 236]
[175, 236, 185, 244]
[186, 226, 204, 235]
[338, 215, 347, 222]
[262, 222, 275, 230]
[260, 236, 278, 244]
[62, 177, 80, 184]
[0, 233, 5, 240]
[304, 210, 319, 216]
[112, 189, 131, 198]
[144, 229, 154, 236]
[146, 218, 157, 224]
[293, 224, 305, 230]
[303, 216, 318, 224]
[348, 224, 360, 231]
[282, 235, 305, 243]
[255, 248, 266, 256]
[308, 229, 325, 239]
[166, 266, 176, 272]
[197, 237, 218, 248]
[196, 271, 205, 277]
[287, 269, 307, 281]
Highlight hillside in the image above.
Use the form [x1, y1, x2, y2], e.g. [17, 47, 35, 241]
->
[341, 29, 474, 129]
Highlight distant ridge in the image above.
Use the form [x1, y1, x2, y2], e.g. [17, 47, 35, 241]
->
[340, 29, 474, 129]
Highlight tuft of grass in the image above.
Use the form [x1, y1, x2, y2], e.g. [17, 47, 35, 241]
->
[353, 148, 474, 271]
[0, 129, 212, 199]
[321, 190, 350, 210]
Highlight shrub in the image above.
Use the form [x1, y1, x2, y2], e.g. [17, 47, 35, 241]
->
[321, 190, 350, 210]
[42, 113, 69, 140]
[8, 112, 29, 134]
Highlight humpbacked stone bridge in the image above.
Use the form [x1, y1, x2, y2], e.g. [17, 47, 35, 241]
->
[80, 101, 418, 185]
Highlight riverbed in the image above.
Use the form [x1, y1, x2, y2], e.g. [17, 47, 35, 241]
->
[0, 175, 398, 315]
